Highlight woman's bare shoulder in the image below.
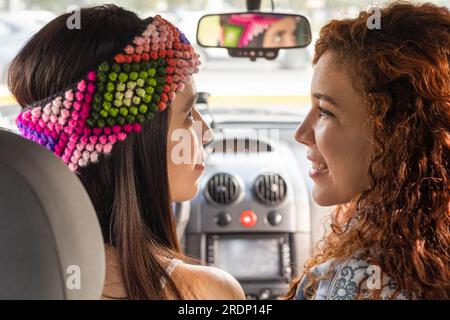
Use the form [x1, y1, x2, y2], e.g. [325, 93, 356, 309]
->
[172, 263, 246, 300]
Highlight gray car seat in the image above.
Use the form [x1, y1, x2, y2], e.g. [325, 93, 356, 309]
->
[0, 128, 105, 299]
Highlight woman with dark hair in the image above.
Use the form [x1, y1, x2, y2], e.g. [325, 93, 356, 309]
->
[8, 5, 245, 300]
[288, 2, 449, 300]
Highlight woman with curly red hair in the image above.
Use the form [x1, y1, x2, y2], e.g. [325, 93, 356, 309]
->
[289, 2, 449, 299]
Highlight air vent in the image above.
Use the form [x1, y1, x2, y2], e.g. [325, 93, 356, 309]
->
[254, 173, 287, 205]
[206, 173, 240, 205]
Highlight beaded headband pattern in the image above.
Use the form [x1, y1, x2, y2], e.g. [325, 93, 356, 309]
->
[223, 14, 279, 47]
[16, 15, 200, 172]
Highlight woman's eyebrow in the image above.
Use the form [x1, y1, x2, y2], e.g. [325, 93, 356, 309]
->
[312, 92, 342, 108]
[182, 92, 198, 113]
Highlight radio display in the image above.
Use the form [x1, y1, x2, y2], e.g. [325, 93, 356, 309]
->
[214, 238, 281, 280]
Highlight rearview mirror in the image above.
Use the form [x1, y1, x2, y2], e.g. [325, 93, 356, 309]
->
[197, 12, 312, 50]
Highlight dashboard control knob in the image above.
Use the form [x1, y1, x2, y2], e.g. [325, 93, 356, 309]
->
[215, 212, 232, 227]
[240, 210, 257, 228]
[267, 211, 283, 226]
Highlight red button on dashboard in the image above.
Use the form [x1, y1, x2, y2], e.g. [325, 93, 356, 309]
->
[240, 210, 257, 228]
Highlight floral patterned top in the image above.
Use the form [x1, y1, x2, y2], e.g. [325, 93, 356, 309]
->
[294, 255, 409, 300]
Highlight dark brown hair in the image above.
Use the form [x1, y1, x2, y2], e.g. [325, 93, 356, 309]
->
[286, 2, 449, 300]
[8, 4, 191, 299]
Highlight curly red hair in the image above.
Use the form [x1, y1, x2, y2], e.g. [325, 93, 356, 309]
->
[286, 2, 450, 299]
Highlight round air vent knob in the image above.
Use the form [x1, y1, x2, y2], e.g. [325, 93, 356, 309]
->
[267, 211, 283, 226]
[206, 173, 240, 205]
[215, 212, 232, 227]
[254, 173, 287, 206]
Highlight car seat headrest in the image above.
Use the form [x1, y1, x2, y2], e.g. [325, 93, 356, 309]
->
[0, 129, 105, 299]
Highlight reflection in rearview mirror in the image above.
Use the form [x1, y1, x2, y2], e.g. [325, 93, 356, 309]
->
[197, 13, 312, 50]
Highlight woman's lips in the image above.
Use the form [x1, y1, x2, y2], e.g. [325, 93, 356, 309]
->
[195, 162, 205, 171]
[195, 150, 207, 171]
[309, 166, 329, 178]
[311, 162, 328, 170]
[308, 160, 329, 179]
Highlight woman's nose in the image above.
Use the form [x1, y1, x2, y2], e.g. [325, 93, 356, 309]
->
[294, 111, 315, 147]
[197, 111, 214, 145]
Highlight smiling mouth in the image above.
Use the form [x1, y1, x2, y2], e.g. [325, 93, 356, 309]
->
[311, 162, 328, 170]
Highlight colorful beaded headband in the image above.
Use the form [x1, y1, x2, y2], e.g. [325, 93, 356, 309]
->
[16, 15, 200, 172]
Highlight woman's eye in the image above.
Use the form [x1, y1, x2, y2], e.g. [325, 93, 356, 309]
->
[317, 107, 334, 118]
[273, 33, 283, 43]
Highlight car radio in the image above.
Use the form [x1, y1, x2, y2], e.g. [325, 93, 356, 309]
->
[207, 233, 293, 281]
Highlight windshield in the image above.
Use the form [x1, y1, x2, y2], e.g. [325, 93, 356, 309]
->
[1, 0, 449, 120]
